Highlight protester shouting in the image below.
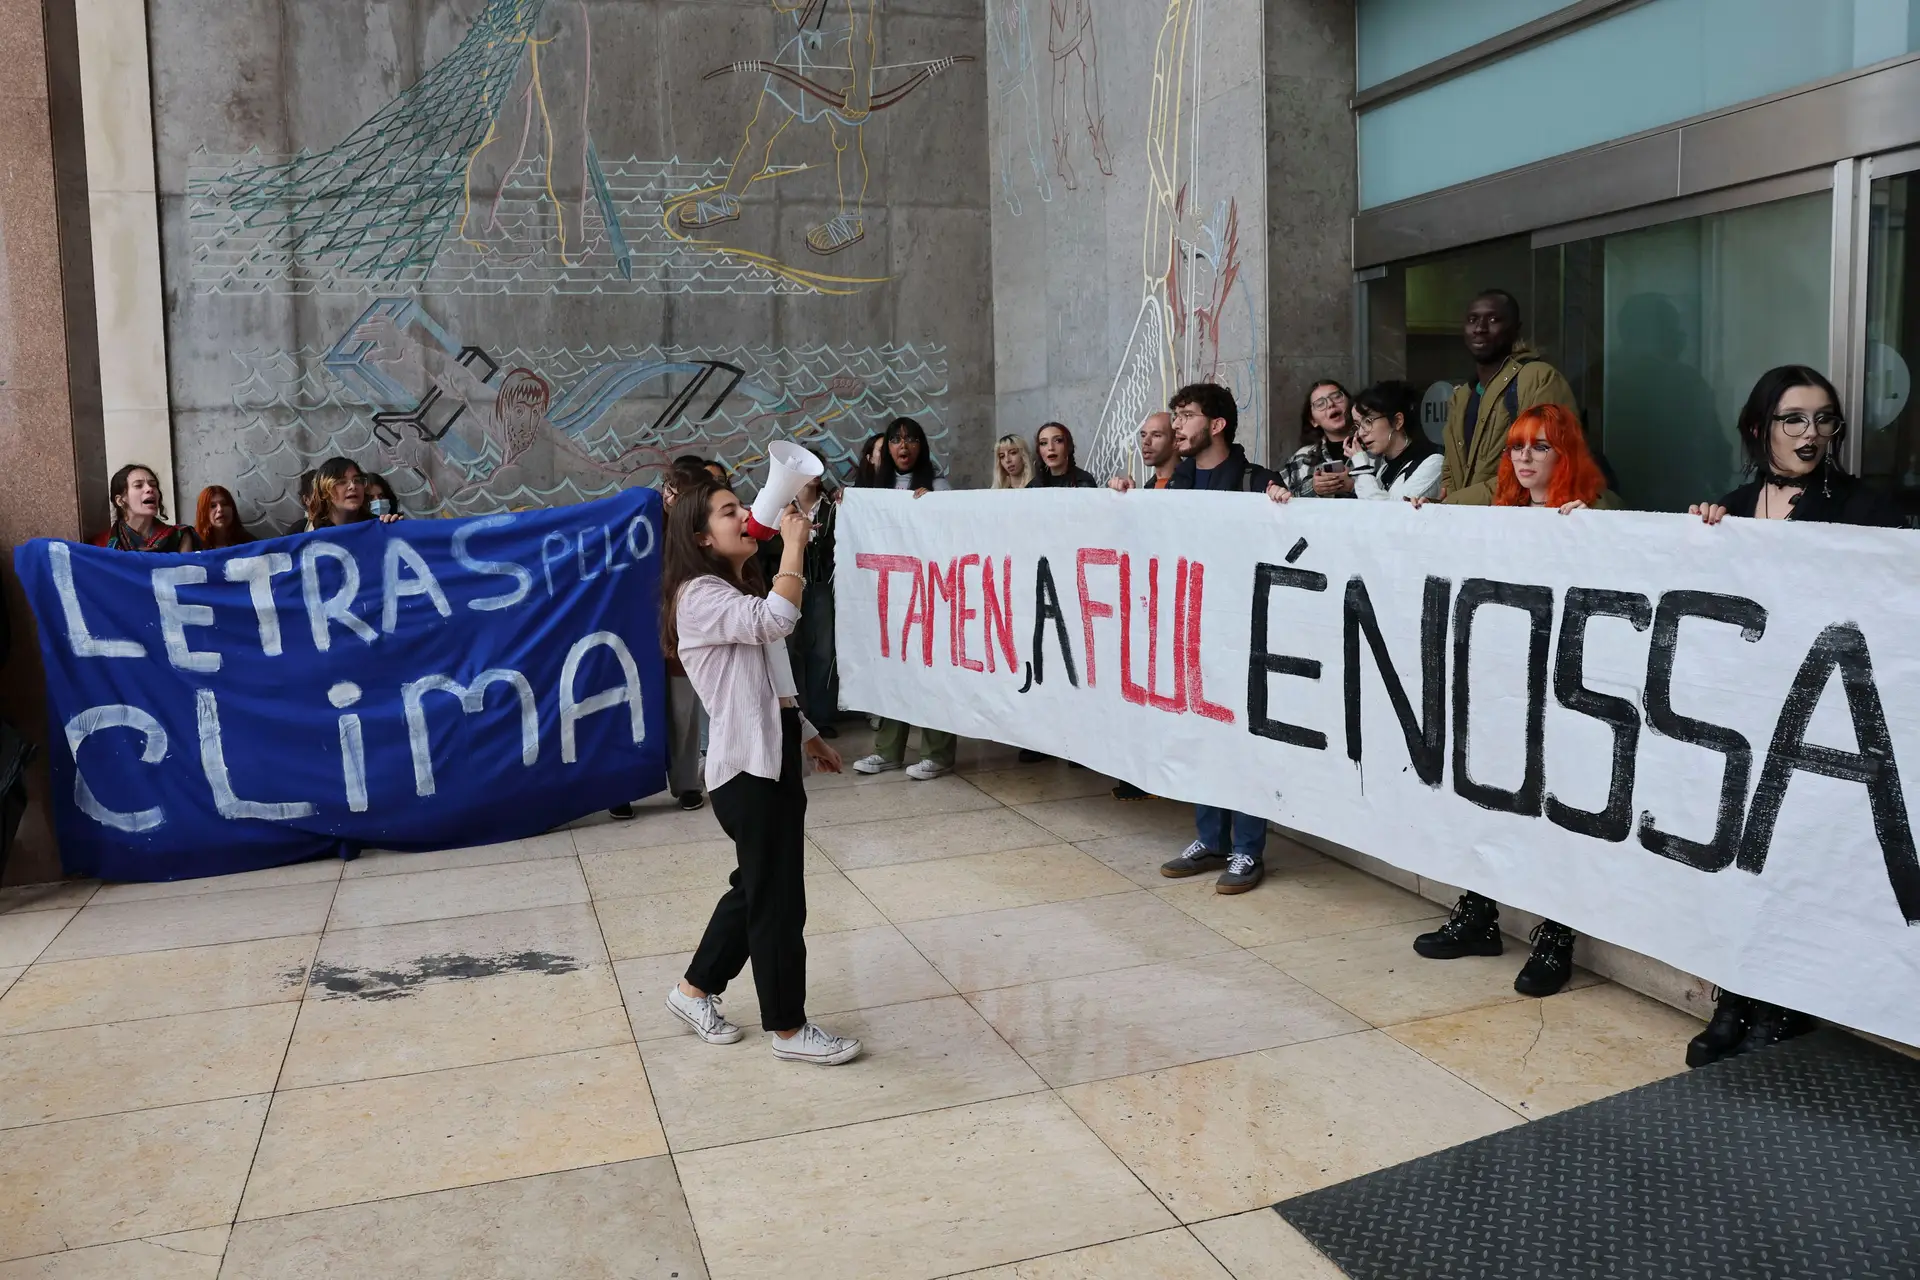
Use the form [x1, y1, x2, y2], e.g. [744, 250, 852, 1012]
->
[1032, 422, 1097, 488]
[194, 485, 256, 549]
[661, 476, 859, 1066]
[1683, 365, 1902, 1065]
[855, 417, 958, 779]
[883, 416, 950, 497]
[94, 464, 200, 552]
[992, 433, 1036, 490]
[1441, 289, 1580, 506]
[1408, 404, 1616, 996]
[1108, 411, 1177, 492]
[305, 457, 404, 531]
[1277, 380, 1356, 499]
[1157, 383, 1279, 893]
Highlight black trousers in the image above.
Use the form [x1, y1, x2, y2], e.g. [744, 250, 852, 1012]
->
[685, 709, 809, 1032]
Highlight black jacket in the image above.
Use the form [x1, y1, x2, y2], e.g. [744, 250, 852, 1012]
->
[1167, 444, 1279, 493]
[1720, 470, 1904, 528]
[1032, 465, 1098, 489]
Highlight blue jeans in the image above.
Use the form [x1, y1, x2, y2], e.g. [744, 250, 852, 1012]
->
[1194, 806, 1267, 862]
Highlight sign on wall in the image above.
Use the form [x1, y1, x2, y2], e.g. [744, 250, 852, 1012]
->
[14, 491, 666, 883]
[837, 489, 1920, 1046]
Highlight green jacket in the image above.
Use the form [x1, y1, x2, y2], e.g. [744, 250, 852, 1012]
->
[1440, 344, 1579, 506]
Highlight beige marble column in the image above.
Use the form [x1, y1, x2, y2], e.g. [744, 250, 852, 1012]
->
[0, 0, 106, 885]
[76, 0, 174, 508]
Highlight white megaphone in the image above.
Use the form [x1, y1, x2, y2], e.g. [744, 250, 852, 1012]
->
[746, 440, 826, 541]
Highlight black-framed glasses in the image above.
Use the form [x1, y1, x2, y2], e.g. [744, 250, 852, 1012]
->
[1771, 410, 1844, 438]
[1508, 440, 1554, 457]
[1310, 392, 1346, 411]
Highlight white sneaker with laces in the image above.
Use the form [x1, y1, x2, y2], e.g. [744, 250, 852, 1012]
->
[905, 759, 951, 781]
[771, 1022, 863, 1065]
[665, 986, 744, 1044]
[852, 754, 904, 775]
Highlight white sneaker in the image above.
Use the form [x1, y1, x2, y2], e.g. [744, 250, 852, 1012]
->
[852, 754, 904, 775]
[666, 986, 743, 1044]
[770, 1022, 862, 1065]
[905, 759, 951, 781]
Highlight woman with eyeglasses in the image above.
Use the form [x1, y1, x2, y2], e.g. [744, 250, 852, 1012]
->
[1271, 381, 1439, 504]
[1683, 365, 1899, 1066]
[1408, 404, 1617, 998]
[1689, 365, 1900, 529]
[1277, 380, 1357, 499]
[303, 457, 405, 531]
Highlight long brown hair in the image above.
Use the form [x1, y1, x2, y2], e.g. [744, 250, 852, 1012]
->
[659, 479, 766, 657]
[195, 485, 254, 548]
[304, 456, 367, 528]
[108, 463, 168, 527]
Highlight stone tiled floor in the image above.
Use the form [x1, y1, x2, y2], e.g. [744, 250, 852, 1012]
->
[0, 729, 1703, 1278]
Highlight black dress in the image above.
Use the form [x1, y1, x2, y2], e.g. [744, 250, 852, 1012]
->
[1032, 466, 1098, 489]
[1719, 470, 1903, 528]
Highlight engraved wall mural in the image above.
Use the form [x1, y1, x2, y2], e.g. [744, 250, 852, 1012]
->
[153, 0, 990, 519]
[988, 0, 1267, 478]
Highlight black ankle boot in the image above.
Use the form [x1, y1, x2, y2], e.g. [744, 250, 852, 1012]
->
[1514, 920, 1575, 997]
[1732, 1002, 1815, 1057]
[1686, 989, 1753, 1068]
[1413, 892, 1503, 960]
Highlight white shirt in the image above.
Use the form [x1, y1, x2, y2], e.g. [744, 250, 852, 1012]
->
[675, 575, 817, 791]
[1352, 451, 1444, 501]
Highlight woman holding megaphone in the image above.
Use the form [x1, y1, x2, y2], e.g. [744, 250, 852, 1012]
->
[659, 474, 860, 1066]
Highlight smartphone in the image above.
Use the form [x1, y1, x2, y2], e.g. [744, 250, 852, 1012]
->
[1315, 461, 1348, 476]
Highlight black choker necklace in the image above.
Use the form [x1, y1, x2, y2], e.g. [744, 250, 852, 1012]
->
[1764, 471, 1811, 489]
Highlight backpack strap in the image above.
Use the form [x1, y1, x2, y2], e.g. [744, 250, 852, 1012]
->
[1502, 354, 1537, 421]
[1464, 355, 1538, 458]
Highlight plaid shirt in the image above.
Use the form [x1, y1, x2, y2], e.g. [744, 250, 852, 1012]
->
[1278, 439, 1352, 498]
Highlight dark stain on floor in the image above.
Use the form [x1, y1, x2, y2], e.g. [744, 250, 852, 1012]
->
[308, 951, 585, 1000]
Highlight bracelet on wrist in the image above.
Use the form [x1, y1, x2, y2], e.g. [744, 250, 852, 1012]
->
[773, 570, 806, 586]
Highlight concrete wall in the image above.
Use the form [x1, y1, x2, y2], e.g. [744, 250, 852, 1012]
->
[148, 0, 995, 529]
[988, 0, 1272, 479]
[1265, 0, 1356, 457]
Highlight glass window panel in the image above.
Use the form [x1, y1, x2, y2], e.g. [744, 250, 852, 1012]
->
[1366, 192, 1832, 513]
[1357, 0, 1571, 90]
[1861, 171, 1920, 522]
[1359, 0, 1920, 209]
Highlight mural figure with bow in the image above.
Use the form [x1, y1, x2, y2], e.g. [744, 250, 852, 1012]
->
[674, 0, 972, 255]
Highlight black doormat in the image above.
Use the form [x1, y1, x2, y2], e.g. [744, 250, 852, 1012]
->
[1276, 1029, 1920, 1280]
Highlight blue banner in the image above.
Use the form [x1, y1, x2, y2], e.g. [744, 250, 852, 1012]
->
[14, 490, 666, 882]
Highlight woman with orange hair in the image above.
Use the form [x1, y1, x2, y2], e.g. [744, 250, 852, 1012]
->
[1410, 404, 1618, 997]
[194, 485, 256, 549]
[1491, 402, 1619, 512]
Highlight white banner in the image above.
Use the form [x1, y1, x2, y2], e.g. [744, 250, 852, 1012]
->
[835, 489, 1920, 1047]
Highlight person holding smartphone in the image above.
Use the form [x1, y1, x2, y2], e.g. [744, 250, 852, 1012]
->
[1277, 380, 1357, 498]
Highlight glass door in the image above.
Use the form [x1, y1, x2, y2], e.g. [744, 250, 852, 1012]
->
[1860, 160, 1920, 525]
